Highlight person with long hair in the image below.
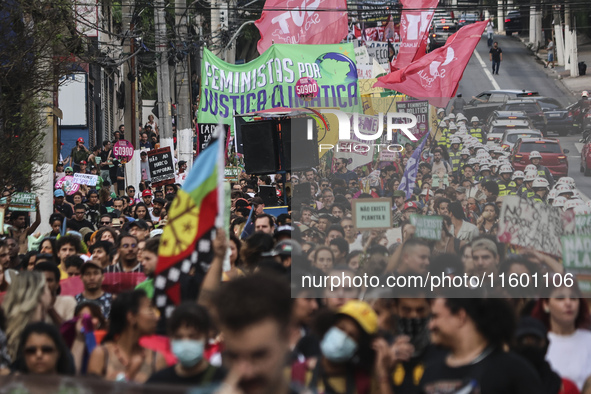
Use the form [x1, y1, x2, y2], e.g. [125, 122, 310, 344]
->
[223, 235, 244, 281]
[133, 202, 150, 221]
[239, 232, 274, 273]
[3, 271, 52, 361]
[531, 282, 591, 390]
[87, 289, 166, 383]
[13, 322, 73, 375]
[312, 245, 334, 274]
[477, 202, 499, 235]
[39, 237, 57, 261]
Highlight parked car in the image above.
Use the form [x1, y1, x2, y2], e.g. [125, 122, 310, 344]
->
[486, 120, 532, 145]
[463, 90, 539, 121]
[485, 110, 531, 130]
[429, 22, 457, 50]
[500, 99, 547, 133]
[457, 12, 480, 28]
[500, 129, 543, 151]
[505, 10, 523, 36]
[527, 97, 573, 136]
[510, 138, 569, 178]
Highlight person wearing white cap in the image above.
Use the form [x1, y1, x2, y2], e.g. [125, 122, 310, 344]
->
[521, 171, 538, 199]
[510, 171, 526, 195]
[469, 116, 483, 143]
[448, 137, 462, 174]
[496, 164, 515, 196]
[529, 151, 554, 188]
[437, 107, 446, 120]
[552, 196, 567, 209]
[531, 177, 550, 203]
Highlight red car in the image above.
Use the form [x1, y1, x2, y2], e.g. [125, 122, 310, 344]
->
[510, 138, 570, 178]
[581, 134, 591, 176]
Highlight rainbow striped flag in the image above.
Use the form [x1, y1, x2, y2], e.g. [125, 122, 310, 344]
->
[154, 133, 225, 318]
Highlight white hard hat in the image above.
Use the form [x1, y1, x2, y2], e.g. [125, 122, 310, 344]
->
[437, 108, 445, 114]
[565, 199, 585, 210]
[532, 177, 550, 189]
[450, 138, 461, 145]
[512, 171, 525, 180]
[494, 147, 505, 154]
[461, 148, 470, 155]
[448, 113, 456, 119]
[439, 120, 447, 127]
[525, 164, 537, 172]
[556, 177, 575, 188]
[449, 123, 458, 130]
[529, 151, 542, 160]
[574, 205, 591, 215]
[499, 164, 513, 174]
[552, 196, 568, 208]
[524, 171, 538, 182]
[480, 165, 491, 172]
[556, 184, 574, 195]
[443, 116, 450, 121]
[490, 160, 500, 167]
[586, 200, 591, 209]
[471, 116, 479, 122]
[456, 113, 467, 121]
[468, 158, 478, 165]
[548, 189, 558, 201]
[583, 91, 589, 97]
[459, 125, 468, 133]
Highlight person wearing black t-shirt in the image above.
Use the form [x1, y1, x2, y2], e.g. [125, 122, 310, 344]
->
[146, 303, 226, 387]
[489, 42, 502, 75]
[420, 297, 543, 394]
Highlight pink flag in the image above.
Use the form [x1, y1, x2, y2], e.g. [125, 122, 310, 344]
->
[375, 21, 487, 107]
[255, 0, 348, 54]
[393, 0, 439, 70]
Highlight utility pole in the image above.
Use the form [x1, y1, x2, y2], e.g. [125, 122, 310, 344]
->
[554, 5, 564, 66]
[563, 1, 578, 77]
[176, 0, 193, 168]
[497, 0, 505, 34]
[155, 0, 174, 153]
[211, 0, 222, 56]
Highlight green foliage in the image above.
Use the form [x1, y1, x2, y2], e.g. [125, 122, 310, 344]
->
[141, 69, 158, 100]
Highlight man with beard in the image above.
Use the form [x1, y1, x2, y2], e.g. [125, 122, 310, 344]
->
[512, 317, 579, 394]
[85, 190, 107, 227]
[213, 274, 298, 394]
[106, 234, 142, 273]
[75, 260, 113, 318]
[150, 197, 166, 223]
[420, 297, 542, 393]
[390, 295, 446, 394]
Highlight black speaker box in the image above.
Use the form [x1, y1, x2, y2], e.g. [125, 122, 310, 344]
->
[241, 121, 280, 175]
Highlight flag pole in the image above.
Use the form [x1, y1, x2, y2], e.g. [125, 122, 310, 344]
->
[214, 122, 226, 231]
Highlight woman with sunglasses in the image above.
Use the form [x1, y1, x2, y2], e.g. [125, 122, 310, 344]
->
[13, 322, 73, 375]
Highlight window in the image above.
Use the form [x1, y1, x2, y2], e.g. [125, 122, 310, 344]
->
[505, 104, 539, 113]
[507, 133, 540, 143]
[489, 94, 508, 103]
[520, 142, 561, 153]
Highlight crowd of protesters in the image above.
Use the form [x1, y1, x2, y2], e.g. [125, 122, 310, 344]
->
[0, 107, 589, 393]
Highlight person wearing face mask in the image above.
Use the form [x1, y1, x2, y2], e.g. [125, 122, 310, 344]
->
[146, 303, 226, 386]
[300, 300, 392, 394]
[511, 317, 579, 394]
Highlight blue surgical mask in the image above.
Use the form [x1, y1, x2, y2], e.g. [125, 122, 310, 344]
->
[320, 327, 357, 363]
[171, 339, 205, 368]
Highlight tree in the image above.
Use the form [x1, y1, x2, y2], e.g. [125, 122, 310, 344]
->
[0, 0, 84, 190]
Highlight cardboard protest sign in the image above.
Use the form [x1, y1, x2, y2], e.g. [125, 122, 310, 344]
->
[224, 167, 241, 182]
[410, 214, 442, 240]
[352, 198, 392, 230]
[147, 147, 175, 187]
[498, 196, 564, 256]
[0, 193, 36, 211]
[562, 235, 591, 296]
[72, 173, 98, 186]
[112, 139, 134, 162]
[396, 100, 429, 145]
[55, 176, 80, 195]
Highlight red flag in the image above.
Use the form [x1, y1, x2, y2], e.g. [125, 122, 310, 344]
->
[393, 0, 439, 70]
[255, 0, 348, 54]
[375, 21, 487, 107]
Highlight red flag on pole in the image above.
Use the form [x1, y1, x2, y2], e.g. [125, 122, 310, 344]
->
[393, 0, 439, 70]
[255, 0, 349, 54]
[375, 21, 487, 107]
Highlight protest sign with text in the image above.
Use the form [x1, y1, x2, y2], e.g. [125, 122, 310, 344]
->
[352, 198, 392, 230]
[147, 147, 175, 187]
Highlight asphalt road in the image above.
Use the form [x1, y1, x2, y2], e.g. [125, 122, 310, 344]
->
[453, 34, 591, 199]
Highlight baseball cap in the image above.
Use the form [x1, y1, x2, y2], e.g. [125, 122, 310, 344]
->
[80, 260, 103, 274]
[153, 197, 166, 205]
[65, 167, 73, 172]
[456, 186, 467, 194]
[471, 238, 498, 256]
[275, 225, 293, 237]
[54, 190, 65, 198]
[392, 190, 406, 198]
[129, 219, 149, 230]
[57, 161, 64, 166]
[80, 160, 87, 165]
[337, 300, 378, 335]
[150, 228, 164, 238]
[142, 189, 153, 197]
[77, 137, 85, 143]
[403, 201, 419, 211]
[262, 240, 302, 257]
[514, 316, 547, 340]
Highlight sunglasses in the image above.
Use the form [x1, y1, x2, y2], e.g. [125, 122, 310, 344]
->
[24, 345, 56, 356]
[100, 221, 111, 225]
[65, 171, 73, 174]
[321, 184, 329, 187]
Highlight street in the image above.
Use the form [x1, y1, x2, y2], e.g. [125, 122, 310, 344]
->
[455, 34, 591, 199]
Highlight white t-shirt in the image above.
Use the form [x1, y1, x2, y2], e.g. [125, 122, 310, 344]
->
[546, 329, 591, 390]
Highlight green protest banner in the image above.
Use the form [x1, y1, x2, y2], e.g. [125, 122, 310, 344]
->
[0, 192, 37, 211]
[562, 235, 591, 273]
[224, 167, 241, 182]
[410, 214, 443, 241]
[198, 44, 361, 125]
[352, 198, 392, 230]
[575, 214, 591, 235]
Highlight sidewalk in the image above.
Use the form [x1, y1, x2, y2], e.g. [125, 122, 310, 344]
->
[522, 35, 591, 96]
